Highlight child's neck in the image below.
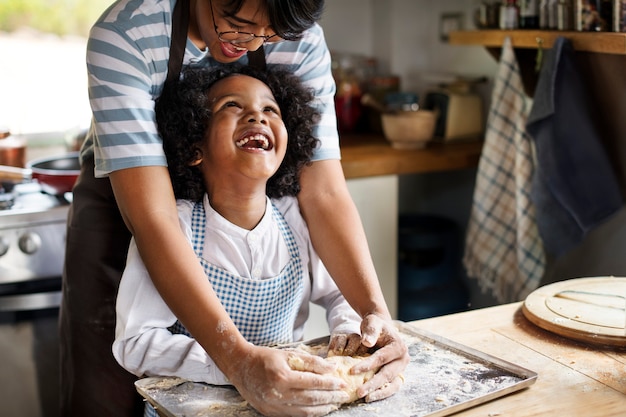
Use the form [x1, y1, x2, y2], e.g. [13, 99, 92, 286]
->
[207, 188, 267, 231]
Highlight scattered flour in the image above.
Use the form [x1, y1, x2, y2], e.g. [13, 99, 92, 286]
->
[136, 330, 533, 417]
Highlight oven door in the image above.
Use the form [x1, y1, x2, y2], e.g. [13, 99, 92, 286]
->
[0, 277, 61, 417]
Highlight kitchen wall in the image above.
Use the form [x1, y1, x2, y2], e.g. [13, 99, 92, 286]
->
[321, 0, 626, 310]
[321, 0, 497, 91]
[321, 0, 500, 309]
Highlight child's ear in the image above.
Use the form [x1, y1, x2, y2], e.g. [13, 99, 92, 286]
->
[189, 147, 203, 166]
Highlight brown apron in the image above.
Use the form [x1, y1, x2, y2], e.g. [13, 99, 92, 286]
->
[59, 0, 266, 415]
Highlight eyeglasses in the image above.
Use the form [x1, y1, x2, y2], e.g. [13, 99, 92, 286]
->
[209, 0, 279, 45]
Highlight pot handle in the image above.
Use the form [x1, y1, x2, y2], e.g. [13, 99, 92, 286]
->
[0, 165, 32, 182]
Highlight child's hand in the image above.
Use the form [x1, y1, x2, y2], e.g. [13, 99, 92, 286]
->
[327, 332, 364, 356]
[226, 344, 350, 417]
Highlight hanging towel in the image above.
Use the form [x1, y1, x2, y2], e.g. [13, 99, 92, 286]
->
[463, 37, 545, 303]
[526, 37, 623, 257]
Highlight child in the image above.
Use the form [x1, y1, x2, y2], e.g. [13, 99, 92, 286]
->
[113, 66, 364, 415]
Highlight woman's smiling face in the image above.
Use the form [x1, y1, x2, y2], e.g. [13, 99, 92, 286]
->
[192, 0, 277, 63]
[197, 74, 288, 189]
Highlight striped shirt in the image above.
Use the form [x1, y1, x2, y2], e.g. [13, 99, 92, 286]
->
[83, 0, 339, 177]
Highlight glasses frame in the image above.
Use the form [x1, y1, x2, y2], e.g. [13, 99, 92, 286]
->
[209, 0, 278, 45]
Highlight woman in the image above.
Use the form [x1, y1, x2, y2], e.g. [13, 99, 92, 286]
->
[60, 1, 408, 416]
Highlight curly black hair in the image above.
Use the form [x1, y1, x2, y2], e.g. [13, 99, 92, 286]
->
[155, 65, 320, 201]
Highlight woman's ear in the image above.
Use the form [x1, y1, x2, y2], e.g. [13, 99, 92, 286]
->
[189, 147, 203, 166]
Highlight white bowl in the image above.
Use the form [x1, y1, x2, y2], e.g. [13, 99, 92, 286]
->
[381, 110, 436, 149]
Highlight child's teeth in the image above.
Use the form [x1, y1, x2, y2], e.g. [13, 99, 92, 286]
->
[236, 135, 269, 149]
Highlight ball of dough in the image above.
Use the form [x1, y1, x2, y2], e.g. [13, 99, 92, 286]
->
[288, 353, 377, 404]
[325, 355, 376, 403]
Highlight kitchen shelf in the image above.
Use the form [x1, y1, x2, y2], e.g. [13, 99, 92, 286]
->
[448, 30, 626, 55]
[339, 134, 483, 179]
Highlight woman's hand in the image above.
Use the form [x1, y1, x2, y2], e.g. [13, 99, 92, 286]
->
[350, 314, 410, 402]
[226, 344, 350, 417]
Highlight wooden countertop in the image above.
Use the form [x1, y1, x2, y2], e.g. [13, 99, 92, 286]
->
[137, 302, 625, 416]
[339, 134, 483, 179]
[412, 302, 626, 416]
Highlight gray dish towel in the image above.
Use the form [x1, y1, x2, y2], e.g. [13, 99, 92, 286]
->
[526, 37, 623, 257]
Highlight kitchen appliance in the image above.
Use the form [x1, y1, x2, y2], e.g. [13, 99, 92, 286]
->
[0, 181, 70, 417]
[422, 91, 484, 142]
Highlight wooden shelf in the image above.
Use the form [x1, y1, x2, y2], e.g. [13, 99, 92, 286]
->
[339, 134, 483, 179]
[446, 30, 626, 193]
[449, 30, 626, 55]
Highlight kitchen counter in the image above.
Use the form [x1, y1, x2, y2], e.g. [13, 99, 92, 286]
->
[413, 302, 626, 416]
[24, 134, 484, 180]
[138, 302, 625, 416]
[339, 134, 483, 179]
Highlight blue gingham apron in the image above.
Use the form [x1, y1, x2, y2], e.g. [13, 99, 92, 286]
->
[145, 200, 304, 417]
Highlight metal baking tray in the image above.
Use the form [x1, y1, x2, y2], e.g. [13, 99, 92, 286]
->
[135, 322, 538, 417]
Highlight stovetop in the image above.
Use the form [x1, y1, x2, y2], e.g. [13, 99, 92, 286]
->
[0, 182, 69, 284]
[0, 182, 70, 227]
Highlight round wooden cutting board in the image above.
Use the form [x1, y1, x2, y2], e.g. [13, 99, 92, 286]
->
[522, 277, 626, 347]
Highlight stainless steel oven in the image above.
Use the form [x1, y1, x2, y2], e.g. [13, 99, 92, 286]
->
[0, 182, 69, 417]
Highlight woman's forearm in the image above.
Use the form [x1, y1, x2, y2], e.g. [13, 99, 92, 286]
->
[109, 166, 251, 378]
[298, 160, 391, 320]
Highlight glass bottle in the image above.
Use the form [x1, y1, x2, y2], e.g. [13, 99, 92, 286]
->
[520, 0, 540, 28]
[557, 0, 572, 30]
[539, 0, 550, 28]
[598, 0, 614, 31]
[500, 0, 520, 29]
[332, 54, 364, 133]
[548, 0, 559, 29]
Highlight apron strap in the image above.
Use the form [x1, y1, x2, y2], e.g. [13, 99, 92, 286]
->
[247, 46, 266, 70]
[166, 0, 267, 85]
[166, 0, 189, 87]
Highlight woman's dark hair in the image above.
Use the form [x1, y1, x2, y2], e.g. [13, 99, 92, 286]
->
[222, 0, 324, 40]
[156, 65, 320, 201]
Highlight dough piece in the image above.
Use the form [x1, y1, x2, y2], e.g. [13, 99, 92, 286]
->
[288, 353, 377, 404]
[326, 355, 376, 403]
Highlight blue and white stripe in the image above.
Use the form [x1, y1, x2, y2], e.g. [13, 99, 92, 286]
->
[82, 0, 339, 177]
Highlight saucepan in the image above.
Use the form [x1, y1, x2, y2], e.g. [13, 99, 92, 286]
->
[0, 152, 80, 195]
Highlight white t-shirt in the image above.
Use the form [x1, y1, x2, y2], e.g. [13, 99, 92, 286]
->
[114, 195, 361, 384]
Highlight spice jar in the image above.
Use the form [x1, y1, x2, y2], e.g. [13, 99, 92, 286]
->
[0, 127, 26, 168]
[332, 53, 365, 133]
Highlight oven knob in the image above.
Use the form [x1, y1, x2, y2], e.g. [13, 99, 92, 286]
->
[18, 232, 42, 255]
[0, 236, 8, 256]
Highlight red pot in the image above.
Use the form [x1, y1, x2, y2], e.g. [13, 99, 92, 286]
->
[0, 152, 80, 195]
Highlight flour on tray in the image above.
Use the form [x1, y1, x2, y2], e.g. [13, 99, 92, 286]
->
[136, 329, 531, 417]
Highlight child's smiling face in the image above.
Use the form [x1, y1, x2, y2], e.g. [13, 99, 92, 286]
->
[197, 74, 288, 189]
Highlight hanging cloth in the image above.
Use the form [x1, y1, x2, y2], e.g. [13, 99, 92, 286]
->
[463, 37, 545, 303]
[526, 37, 623, 257]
